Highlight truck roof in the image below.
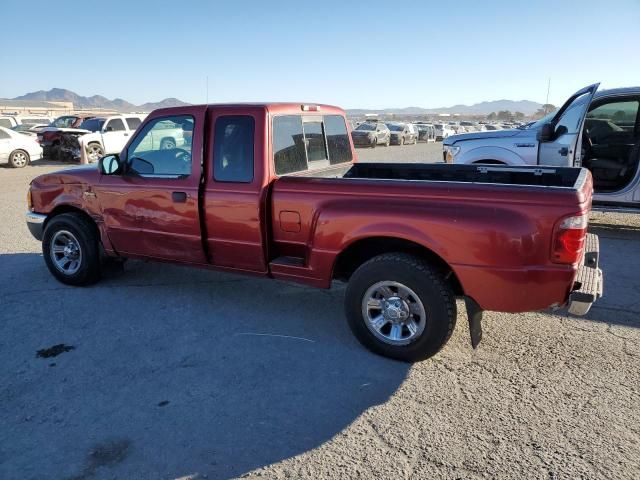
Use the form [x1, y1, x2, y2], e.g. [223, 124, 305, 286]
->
[152, 103, 346, 116]
[594, 86, 640, 98]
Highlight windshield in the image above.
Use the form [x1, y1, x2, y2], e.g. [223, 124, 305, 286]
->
[356, 123, 376, 131]
[520, 110, 557, 130]
[386, 124, 404, 132]
[53, 116, 78, 128]
[79, 118, 105, 131]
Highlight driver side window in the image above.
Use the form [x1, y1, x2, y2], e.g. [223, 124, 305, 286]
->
[126, 115, 194, 177]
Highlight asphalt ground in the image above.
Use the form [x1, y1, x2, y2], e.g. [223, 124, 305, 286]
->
[0, 146, 638, 480]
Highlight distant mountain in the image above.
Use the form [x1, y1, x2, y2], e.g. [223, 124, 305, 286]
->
[347, 99, 543, 116]
[139, 97, 190, 111]
[11, 88, 190, 112]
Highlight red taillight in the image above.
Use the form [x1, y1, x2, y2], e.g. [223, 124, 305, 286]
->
[551, 214, 588, 264]
[301, 104, 319, 112]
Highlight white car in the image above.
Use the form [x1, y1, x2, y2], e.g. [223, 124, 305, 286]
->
[434, 123, 455, 141]
[0, 115, 53, 129]
[0, 125, 43, 168]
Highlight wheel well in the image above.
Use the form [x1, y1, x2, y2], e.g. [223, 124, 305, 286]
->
[44, 206, 100, 240]
[332, 237, 463, 295]
[473, 159, 505, 165]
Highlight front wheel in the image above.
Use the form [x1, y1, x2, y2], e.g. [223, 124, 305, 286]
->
[86, 143, 104, 163]
[344, 253, 456, 362]
[42, 213, 102, 286]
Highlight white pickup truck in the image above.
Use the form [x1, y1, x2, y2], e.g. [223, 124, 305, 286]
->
[444, 84, 640, 209]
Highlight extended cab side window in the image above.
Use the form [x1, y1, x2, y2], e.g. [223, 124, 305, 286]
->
[126, 115, 193, 177]
[0, 129, 10, 139]
[213, 115, 254, 183]
[105, 118, 125, 132]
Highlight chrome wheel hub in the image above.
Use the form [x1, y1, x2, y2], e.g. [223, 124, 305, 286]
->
[50, 230, 82, 275]
[13, 152, 27, 166]
[362, 281, 427, 346]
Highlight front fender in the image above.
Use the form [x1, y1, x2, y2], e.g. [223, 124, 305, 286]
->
[456, 145, 527, 166]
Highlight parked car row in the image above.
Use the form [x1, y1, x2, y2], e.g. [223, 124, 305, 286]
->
[350, 121, 424, 148]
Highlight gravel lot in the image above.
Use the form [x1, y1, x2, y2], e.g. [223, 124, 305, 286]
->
[356, 140, 444, 163]
[1, 147, 639, 480]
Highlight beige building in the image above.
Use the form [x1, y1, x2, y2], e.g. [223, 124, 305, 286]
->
[0, 99, 118, 117]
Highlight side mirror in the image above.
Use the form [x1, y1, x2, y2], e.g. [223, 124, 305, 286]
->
[99, 154, 122, 175]
[537, 123, 554, 142]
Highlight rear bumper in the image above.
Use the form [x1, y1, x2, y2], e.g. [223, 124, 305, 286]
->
[26, 211, 46, 241]
[567, 233, 603, 315]
[352, 136, 375, 147]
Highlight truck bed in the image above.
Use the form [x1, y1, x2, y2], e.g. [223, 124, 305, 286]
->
[271, 162, 593, 312]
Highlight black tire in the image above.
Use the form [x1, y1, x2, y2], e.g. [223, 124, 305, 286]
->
[160, 138, 176, 150]
[9, 149, 29, 168]
[42, 213, 101, 286]
[344, 253, 456, 362]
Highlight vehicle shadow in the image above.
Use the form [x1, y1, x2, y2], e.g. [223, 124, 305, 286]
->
[0, 253, 410, 480]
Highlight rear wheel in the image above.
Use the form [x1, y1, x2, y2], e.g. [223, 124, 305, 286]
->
[42, 213, 101, 286]
[9, 149, 29, 168]
[344, 253, 456, 362]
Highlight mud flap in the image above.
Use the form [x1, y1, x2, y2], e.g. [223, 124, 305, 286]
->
[464, 297, 483, 349]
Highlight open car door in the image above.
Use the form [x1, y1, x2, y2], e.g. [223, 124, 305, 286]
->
[538, 83, 599, 167]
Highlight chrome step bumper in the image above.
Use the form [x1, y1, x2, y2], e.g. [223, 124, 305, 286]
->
[568, 233, 603, 316]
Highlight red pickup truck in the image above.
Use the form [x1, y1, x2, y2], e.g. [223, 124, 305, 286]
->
[26, 103, 603, 361]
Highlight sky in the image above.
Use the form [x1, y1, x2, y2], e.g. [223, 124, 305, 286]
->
[2, 0, 640, 109]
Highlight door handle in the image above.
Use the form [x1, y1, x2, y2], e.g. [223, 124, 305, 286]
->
[124, 133, 129, 136]
[172, 191, 188, 203]
[558, 147, 569, 156]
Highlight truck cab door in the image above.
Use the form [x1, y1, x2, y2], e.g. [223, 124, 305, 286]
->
[97, 108, 207, 264]
[537, 83, 599, 167]
[101, 118, 129, 154]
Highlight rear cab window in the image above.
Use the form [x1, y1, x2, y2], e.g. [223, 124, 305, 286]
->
[273, 114, 352, 175]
